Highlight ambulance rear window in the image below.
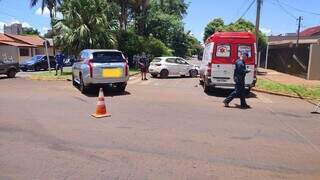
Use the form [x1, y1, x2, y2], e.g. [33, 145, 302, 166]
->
[238, 45, 252, 58]
[216, 44, 231, 58]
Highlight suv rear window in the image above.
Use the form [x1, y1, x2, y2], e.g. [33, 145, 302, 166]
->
[152, 58, 162, 62]
[93, 52, 124, 63]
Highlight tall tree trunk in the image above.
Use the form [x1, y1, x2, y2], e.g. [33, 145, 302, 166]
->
[49, 9, 56, 55]
[119, 0, 128, 30]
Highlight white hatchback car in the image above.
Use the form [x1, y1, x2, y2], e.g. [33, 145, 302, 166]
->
[148, 57, 199, 78]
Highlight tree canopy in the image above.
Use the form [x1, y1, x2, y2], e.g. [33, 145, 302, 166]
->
[22, 27, 40, 35]
[54, 0, 116, 55]
[52, 0, 201, 60]
[203, 18, 267, 50]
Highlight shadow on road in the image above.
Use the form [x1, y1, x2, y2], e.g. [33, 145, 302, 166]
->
[81, 86, 131, 98]
[0, 76, 22, 80]
[205, 88, 257, 99]
[151, 76, 198, 80]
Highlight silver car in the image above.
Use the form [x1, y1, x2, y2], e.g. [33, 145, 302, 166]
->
[148, 57, 199, 78]
[72, 49, 129, 93]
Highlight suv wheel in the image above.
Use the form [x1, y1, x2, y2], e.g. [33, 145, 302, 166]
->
[34, 65, 41, 71]
[72, 74, 77, 86]
[79, 75, 88, 94]
[116, 83, 126, 92]
[160, 69, 169, 78]
[7, 69, 16, 78]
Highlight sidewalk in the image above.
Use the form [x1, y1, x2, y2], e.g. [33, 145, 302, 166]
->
[257, 68, 320, 87]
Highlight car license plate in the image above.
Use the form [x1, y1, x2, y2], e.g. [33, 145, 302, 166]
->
[102, 68, 123, 78]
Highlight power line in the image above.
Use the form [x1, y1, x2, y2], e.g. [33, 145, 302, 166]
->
[237, 0, 256, 21]
[275, 0, 297, 20]
[274, 0, 320, 16]
[234, 0, 251, 20]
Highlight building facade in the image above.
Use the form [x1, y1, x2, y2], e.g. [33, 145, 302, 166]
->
[4, 23, 23, 35]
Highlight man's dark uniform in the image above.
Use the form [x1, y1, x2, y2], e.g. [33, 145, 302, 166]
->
[224, 57, 250, 108]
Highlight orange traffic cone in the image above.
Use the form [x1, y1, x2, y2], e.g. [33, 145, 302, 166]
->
[91, 88, 111, 118]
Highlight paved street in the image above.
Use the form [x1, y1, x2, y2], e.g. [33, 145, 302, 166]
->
[0, 75, 320, 180]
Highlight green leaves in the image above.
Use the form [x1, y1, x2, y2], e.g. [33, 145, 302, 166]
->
[203, 18, 267, 50]
[53, 0, 116, 55]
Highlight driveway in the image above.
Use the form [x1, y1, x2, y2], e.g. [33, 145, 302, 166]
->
[0, 76, 319, 180]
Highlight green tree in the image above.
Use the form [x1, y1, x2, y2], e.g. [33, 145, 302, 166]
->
[44, 30, 53, 38]
[203, 18, 225, 41]
[30, 0, 61, 19]
[54, 0, 116, 55]
[22, 27, 40, 35]
[130, 0, 150, 36]
[152, 0, 188, 18]
[203, 18, 267, 50]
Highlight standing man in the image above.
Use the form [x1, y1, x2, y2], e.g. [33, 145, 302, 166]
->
[55, 50, 65, 76]
[138, 52, 148, 80]
[223, 52, 251, 109]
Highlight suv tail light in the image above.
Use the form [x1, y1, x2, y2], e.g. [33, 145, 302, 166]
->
[155, 63, 161, 66]
[207, 62, 212, 76]
[85, 59, 93, 78]
[125, 62, 129, 76]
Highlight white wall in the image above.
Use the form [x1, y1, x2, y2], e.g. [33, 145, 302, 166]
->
[0, 45, 19, 62]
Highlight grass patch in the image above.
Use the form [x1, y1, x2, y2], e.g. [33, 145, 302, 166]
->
[31, 69, 72, 81]
[256, 78, 320, 100]
[129, 67, 139, 75]
[31, 68, 139, 81]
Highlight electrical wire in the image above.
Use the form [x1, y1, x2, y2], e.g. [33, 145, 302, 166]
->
[274, 0, 320, 16]
[237, 0, 256, 21]
[275, 0, 297, 20]
[234, 0, 251, 21]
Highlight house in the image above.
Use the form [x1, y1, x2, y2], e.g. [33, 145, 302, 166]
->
[0, 33, 54, 62]
[266, 34, 320, 80]
[300, 25, 320, 37]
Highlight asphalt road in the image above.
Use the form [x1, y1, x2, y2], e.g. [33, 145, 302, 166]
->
[0, 74, 319, 180]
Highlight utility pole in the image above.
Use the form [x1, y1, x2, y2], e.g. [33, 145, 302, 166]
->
[255, 0, 262, 67]
[296, 16, 303, 47]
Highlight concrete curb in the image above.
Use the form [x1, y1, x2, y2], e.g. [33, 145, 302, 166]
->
[253, 87, 319, 106]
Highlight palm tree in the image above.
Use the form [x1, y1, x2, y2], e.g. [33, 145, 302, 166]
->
[30, 0, 62, 21]
[54, 0, 116, 56]
[130, 0, 150, 36]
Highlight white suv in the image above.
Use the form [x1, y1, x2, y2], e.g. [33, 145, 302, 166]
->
[148, 57, 199, 78]
[72, 49, 129, 93]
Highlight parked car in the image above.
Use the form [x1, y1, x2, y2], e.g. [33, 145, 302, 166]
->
[200, 32, 257, 93]
[72, 49, 129, 93]
[20, 55, 55, 72]
[64, 56, 80, 66]
[148, 57, 199, 78]
[0, 59, 19, 78]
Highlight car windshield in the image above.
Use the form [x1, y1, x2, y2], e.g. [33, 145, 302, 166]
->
[92, 52, 124, 63]
[28, 55, 43, 62]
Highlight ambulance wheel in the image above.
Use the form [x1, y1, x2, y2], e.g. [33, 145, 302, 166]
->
[199, 79, 204, 85]
[203, 83, 212, 93]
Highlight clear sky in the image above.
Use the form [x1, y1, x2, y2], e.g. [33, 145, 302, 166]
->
[0, 0, 320, 41]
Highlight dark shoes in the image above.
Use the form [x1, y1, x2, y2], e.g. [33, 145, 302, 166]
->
[223, 100, 229, 107]
[240, 104, 251, 109]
